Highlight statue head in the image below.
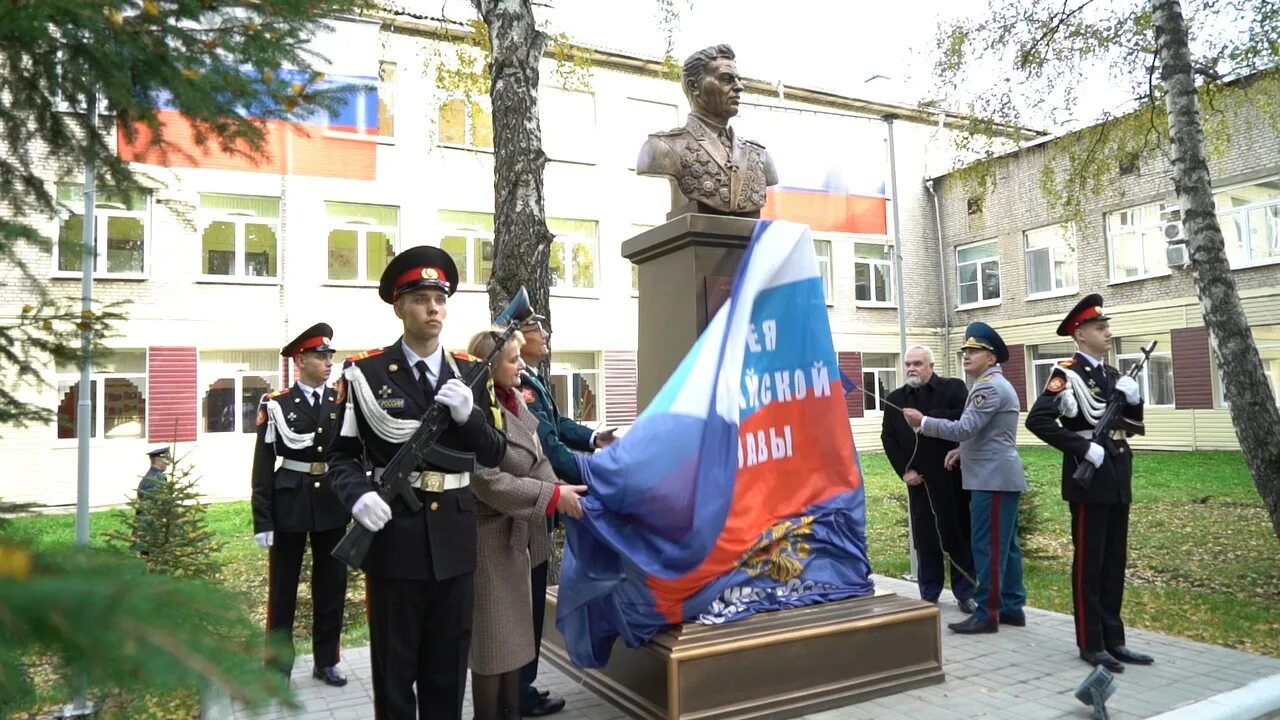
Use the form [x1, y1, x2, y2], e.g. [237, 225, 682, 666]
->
[682, 44, 743, 123]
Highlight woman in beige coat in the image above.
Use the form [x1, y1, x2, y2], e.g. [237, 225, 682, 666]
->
[466, 329, 587, 720]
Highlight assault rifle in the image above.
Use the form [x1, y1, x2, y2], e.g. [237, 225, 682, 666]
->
[1072, 340, 1157, 489]
[331, 287, 534, 570]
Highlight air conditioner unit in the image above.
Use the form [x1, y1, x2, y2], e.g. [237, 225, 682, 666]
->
[1166, 242, 1190, 268]
[1161, 204, 1185, 243]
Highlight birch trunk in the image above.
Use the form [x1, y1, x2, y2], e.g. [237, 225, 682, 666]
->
[472, 0, 553, 355]
[1153, 0, 1280, 538]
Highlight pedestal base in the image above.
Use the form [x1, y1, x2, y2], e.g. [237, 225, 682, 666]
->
[542, 587, 944, 720]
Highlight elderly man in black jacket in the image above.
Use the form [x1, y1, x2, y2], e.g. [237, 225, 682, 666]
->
[880, 345, 977, 612]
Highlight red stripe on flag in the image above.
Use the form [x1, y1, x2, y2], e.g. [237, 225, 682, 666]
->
[762, 188, 888, 234]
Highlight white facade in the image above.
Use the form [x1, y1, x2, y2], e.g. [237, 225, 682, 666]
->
[0, 18, 971, 508]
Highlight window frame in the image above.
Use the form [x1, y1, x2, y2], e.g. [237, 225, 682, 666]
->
[324, 202, 400, 286]
[955, 238, 1001, 309]
[1213, 176, 1280, 269]
[852, 240, 896, 307]
[1117, 350, 1175, 408]
[1030, 341, 1079, 396]
[439, 219, 495, 290]
[199, 371, 281, 435]
[196, 195, 282, 284]
[812, 237, 835, 305]
[548, 219, 600, 296]
[860, 353, 899, 415]
[1104, 201, 1173, 283]
[55, 351, 148, 443]
[50, 185, 150, 280]
[549, 352, 602, 423]
[437, 96, 494, 152]
[1023, 222, 1079, 299]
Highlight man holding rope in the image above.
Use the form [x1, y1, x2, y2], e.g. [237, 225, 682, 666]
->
[881, 345, 977, 614]
[903, 322, 1027, 634]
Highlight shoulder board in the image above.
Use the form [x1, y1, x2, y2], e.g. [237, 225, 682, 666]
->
[267, 388, 288, 399]
[346, 347, 385, 363]
[742, 138, 767, 149]
[651, 127, 688, 138]
[451, 350, 480, 363]
[974, 374, 993, 385]
[1057, 359, 1076, 368]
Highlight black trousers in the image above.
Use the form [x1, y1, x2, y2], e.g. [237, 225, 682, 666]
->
[519, 560, 550, 708]
[266, 527, 346, 673]
[366, 572, 474, 720]
[908, 480, 974, 602]
[1069, 502, 1130, 652]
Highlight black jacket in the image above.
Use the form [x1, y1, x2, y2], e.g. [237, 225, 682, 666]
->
[1025, 353, 1144, 504]
[880, 375, 969, 483]
[327, 341, 506, 581]
[251, 383, 350, 534]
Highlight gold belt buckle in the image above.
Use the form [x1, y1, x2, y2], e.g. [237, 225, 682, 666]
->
[420, 471, 446, 493]
[309, 461, 327, 475]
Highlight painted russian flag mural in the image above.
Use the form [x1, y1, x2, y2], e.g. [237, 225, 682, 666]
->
[740, 109, 888, 234]
[556, 220, 874, 669]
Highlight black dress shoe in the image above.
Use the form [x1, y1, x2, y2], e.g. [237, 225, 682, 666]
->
[948, 616, 997, 634]
[956, 598, 977, 614]
[522, 694, 565, 717]
[1108, 645, 1154, 664]
[312, 665, 348, 687]
[538, 689, 550, 700]
[998, 612, 1026, 626]
[1080, 650, 1124, 673]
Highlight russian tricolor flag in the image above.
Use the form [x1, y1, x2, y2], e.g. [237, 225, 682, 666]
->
[556, 220, 875, 669]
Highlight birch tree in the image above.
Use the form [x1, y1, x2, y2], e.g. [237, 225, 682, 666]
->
[935, 0, 1280, 538]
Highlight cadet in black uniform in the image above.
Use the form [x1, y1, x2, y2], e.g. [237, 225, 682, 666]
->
[327, 246, 506, 720]
[1025, 294, 1154, 673]
[251, 323, 352, 686]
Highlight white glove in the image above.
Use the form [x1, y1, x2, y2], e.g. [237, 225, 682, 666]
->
[435, 378, 474, 424]
[352, 491, 392, 532]
[1115, 376, 1140, 405]
[1084, 442, 1105, 468]
[254, 531, 273, 549]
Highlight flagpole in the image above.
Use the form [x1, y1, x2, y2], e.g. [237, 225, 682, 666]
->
[882, 113, 918, 583]
[61, 88, 97, 720]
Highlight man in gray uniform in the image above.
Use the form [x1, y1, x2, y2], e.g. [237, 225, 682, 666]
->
[904, 321, 1027, 634]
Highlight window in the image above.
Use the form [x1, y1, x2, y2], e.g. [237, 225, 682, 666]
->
[956, 240, 1001, 306]
[550, 352, 601, 422]
[56, 349, 147, 440]
[1024, 222, 1078, 296]
[326, 202, 398, 283]
[439, 210, 494, 287]
[1215, 179, 1280, 267]
[814, 238, 833, 302]
[1105, 202, 1171, 281]
[199, 194, 280, 279]
[1216, 324, 1280, 407]
[1031, 341, 1078, 394]
[320, 64, 394, 139]
[854, 243, 894, 304]
[548, 217, 599, 291]
[438, 98, 493, 150]
[1115, 335, 1174, 407]
[199, 350, 280, 434]
[541, 87, 597, 163]
[623, 98, 678, 169]
[54, 184, 148, 277]
[861, 353, 898, 413]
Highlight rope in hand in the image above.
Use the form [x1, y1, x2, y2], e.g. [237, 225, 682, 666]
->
[858, 385, 978, 588]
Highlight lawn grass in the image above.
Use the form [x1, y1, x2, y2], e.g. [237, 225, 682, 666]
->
[860, 446, 1279, 658]
[6, 447, 1275, 717]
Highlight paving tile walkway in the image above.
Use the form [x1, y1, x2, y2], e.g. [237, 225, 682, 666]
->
[218, 575, 1280, 720]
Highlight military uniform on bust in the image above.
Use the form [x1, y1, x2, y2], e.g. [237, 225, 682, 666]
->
[327, 246, 506, 720]
[250, 323, 351, 687]
[1025, 294, 1153, 674]
[643, 113, 772, 216]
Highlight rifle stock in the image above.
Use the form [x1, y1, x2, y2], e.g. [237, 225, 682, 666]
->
[331, 288, 533, 570]
[1071, 340, 1157, 489]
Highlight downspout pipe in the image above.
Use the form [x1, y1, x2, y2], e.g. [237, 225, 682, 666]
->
[925, 178, 951, 371]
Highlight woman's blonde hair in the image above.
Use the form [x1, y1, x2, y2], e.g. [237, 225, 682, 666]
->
[466, 326, 525, 362]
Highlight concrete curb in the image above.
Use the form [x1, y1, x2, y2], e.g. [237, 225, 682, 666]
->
[1148, 673, 1280, 720]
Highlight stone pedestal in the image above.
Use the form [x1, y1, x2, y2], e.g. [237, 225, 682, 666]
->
[542, 587, 944, 720]
[621, 214, 757, 412]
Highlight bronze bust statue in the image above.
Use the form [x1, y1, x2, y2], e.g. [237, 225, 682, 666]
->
[637, 44, 779, 219]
